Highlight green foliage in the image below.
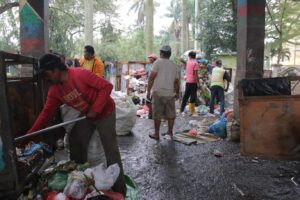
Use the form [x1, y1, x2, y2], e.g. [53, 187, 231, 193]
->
[117, 28, 146, 61]
[48, 0, 117, 58]
[199, 0, 237, 59]
[266, 0, 300, 64]
[0, 1, 19, 52]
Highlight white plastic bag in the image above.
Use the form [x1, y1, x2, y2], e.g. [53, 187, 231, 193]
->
[63, 171, 87, 199]
[55, 193, 68, 200]
[84, 163, 120, 190]
[87, 130, 106, 167]
[111, 91, 137, 136]
[60, 105, 107, 167]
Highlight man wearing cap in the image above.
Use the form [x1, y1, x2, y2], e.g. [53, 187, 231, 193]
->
[147, 54, 158, 64]
[79, 45, 104, 77]
[147, 45, 180, 140]
[27, 53, 126, 195]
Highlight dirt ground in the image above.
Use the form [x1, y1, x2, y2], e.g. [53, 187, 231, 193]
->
[118, 117, 300, 200]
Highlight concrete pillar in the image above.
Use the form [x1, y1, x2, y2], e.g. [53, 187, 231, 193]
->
[234, 0, 266, 118]
[20, 0, 49, 57]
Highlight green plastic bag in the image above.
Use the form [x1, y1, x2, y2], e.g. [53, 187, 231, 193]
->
[48, 171, 69, 191]
[125, 175, 138, 200]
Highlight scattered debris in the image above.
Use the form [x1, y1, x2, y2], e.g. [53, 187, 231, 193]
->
[213, 150, 224, 157]
[232, 183, 245, 197]
[291, 177, 299, 186]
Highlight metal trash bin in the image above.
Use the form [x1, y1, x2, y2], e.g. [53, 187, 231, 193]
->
[239, 77, 300, 159]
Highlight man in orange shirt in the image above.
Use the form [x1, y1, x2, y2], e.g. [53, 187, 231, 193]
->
[79, 45, 104, 77]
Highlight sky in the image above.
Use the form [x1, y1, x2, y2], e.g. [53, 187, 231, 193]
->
[116, 0, 173, 35]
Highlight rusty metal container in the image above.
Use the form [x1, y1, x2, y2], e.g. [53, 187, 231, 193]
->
[0, 52, 65, 198]
[239, 77, 300, 159]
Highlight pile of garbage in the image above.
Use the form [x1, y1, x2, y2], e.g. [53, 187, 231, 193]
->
[136, 105, 150, 119]
[39, 161, 122, 200]
[16, 142, 53, 179]
[185, 110, 240, 141]
[207, 111, 240, 141]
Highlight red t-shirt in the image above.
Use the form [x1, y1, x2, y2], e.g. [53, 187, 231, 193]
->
[28, 68, 115, 133]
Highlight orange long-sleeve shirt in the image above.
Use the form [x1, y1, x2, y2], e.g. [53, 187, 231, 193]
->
[79, 56, 104, 77]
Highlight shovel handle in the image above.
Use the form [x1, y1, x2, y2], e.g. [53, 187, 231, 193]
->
[14, 116, 86, 142]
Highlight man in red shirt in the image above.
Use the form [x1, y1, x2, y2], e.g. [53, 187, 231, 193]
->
[28, 53, 126, 195]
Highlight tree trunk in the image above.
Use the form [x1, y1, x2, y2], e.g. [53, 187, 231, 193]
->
[174, 22, 181, 57]
[194, 0, 200, 50]
[84, 0, 93, 46]
[145, 0, 154, 57]
[181, 0, 189, 52]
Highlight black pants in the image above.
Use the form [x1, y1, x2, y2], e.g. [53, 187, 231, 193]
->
[209, 86, 225, 115]
[69, 110, 126, 195]
[180, 83, 198, 112]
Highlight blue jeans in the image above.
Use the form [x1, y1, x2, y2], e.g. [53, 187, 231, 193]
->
[209, 86, 225, 115]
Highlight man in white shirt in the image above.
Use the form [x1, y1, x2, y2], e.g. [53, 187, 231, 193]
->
[147, 45, 180, 140]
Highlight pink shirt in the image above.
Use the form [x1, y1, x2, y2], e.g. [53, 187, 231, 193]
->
[185, 59, 199, 83]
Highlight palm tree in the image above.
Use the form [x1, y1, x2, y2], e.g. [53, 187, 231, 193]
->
[129, 0, 145, 27]
[145, 0, 154, 56]
[129, 0, 156, 58]
[181, 0, 189, 52]
[166, 0, 181, 56]
[84, 0, 93, 45]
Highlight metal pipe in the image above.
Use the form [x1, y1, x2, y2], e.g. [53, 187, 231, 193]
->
[14, 116, 86, 142]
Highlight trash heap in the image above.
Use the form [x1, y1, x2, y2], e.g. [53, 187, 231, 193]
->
[207, 111, 240, 141]
[16, 142, 54, 179]
[39, 160, 122, 200]
[174, 110, 240, 145]
[126, 69, 153, 119]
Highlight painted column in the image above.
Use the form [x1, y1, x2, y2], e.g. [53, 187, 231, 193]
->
[234, 0, 266, 118]
[20, 0, 49, 57]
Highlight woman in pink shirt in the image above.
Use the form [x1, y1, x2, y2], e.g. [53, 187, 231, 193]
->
[180, 51, 199, 116]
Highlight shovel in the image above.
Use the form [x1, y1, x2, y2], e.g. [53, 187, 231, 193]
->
[14, 116, 86, 142]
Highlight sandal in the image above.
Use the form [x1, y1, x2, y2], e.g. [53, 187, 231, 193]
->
[149, 133, 159, 140]
[161, 132, 173, 137]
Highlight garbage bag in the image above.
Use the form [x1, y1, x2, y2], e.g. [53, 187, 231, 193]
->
[64, 171, 88, 199]
[87, 130, 106, 168]
[241, 77, 291, 96]
[208, 115, 227, 138]
[23, 143, 43, 157]
[84, 163, 120, 190]
[60, 105, 106, 167]
[48, 171, 69, 191]
[197, 105, 209, 115]
[125, 175, 138, 200]
[55, 193, 69, 200]
[112, 91, 137, 136]
[60, 104, 80, 133]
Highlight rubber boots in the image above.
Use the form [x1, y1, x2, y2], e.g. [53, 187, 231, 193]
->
[189, 103, 196, 116]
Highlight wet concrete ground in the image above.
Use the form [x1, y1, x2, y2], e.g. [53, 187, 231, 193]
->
[118, 117, 300, 200]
